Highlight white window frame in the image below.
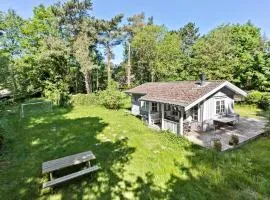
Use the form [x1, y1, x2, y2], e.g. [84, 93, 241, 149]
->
[190, 105, 198, 121]
[216, 99, 225, 114]
[141, 101, 148, 111]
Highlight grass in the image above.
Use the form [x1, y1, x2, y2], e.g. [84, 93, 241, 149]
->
[0, 104, 270, 199]
[234, 103, 268, 119]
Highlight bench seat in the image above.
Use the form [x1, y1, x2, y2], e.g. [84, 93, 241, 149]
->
[42, 165, 100, 189]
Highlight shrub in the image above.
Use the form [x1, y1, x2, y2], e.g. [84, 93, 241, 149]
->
[0, 133, 3, 150]
[0, 126, 4, 150]
[44, 81, 71, 107]
[229, 134, 239, 146]
[213, 139, 222, 151]
[71, 93, 99, 106]
[258, 93, 270, 111]
[98, 81, 126, 109]
[245, 91, 263, 105]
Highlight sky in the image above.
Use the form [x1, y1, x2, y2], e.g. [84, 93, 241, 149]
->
[1, 0, 270, 64]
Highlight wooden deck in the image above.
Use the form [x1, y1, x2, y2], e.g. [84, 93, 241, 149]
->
[184, 117, 267, 151]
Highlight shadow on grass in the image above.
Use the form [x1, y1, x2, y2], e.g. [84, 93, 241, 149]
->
[1, 108, 138, 199]
[162, 142, 270, 200]
[1, 105, 270, 199]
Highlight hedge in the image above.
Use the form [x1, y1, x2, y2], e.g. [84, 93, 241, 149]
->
[71, 93, 100, 106]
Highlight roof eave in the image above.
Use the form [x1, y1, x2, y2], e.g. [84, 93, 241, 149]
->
[139, 97, 187, 108]
[124, 91, 147, 95]
[184, 81, 247, 111]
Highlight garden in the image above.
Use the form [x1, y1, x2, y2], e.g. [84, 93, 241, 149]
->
[0, 95, 270, 199]
[1, 0, 270, 199]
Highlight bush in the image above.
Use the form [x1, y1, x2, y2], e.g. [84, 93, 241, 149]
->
[0, 133, 3, 150]
[258, 93, 270, 111]
[0, 126, 4, 150]
[229, 134, 239, 146]
[44, 81, 71, 107]
[98, 81, 126, 109]
[213, 139, 222, 151]
[71, 93, 99, 106]
[245, 91, 263, 105]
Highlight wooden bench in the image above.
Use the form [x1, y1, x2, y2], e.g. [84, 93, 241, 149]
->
[42, 165, 100, 189]
[42, 151, 99, 189]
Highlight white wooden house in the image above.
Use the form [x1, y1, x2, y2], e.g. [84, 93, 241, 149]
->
[125, 78, 247, 135]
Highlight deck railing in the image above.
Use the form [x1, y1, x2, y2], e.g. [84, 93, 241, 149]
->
[164, 119, 179, 134]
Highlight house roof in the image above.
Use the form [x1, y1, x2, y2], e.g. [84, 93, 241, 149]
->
[125, 80, 247, 111]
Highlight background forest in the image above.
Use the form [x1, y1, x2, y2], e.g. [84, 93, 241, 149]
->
[1, 0, 270, 106]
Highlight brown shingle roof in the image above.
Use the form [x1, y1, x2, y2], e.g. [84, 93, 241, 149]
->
[125, 81, 226, 107]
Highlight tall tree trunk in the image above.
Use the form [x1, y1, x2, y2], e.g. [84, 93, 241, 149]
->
[151, 71, 154, 82]
[84, 71, 92, 94]
[107, 46, 111, 83]
[10, 64, 17, 101]
[96, 69, 99, 91]
[127, 43, 131, 87]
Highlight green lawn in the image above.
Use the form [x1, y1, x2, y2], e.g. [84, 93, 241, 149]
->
[235, 103, 268, 119]
[0, 104, 270, 199]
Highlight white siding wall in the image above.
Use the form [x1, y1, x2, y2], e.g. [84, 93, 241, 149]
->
[131, 94, 142, 115]
[131, 94, 150, 117]
[201, 90, 234, 131]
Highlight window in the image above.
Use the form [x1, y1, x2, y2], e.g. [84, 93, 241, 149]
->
[172, 110, 178, 116]
[190, 105, 198, 121]
[152, 102, 158, 112]
[216, 100, 225, 114]
[141, 101, 148, 111]
[172, 106, 178, 116]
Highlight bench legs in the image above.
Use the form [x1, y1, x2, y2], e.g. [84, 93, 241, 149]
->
[49, 172, 54, 181]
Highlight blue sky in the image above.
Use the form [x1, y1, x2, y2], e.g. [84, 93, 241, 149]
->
[2, 0, 270, 64]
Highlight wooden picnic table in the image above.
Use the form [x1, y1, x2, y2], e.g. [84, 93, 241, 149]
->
[214, 117, 237, 129]
[42, 151, 99, 189]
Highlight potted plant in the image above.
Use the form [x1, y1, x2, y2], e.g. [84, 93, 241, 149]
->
[229, 134, 239, 146]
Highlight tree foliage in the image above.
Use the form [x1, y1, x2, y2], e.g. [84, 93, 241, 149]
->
[98, 81, 126, 109]
[98, 14, 124, 82]
[0, 1, 269, 107]
[192, 23, 270, 90]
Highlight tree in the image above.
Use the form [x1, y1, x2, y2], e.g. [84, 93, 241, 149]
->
[178, 22, 200, 56]
[51, 0, 94, 94]
[155, 32, 184, 80]
[0, 10, 24, 98]
[132, 25, 166, 82]
[73, 20, 97, 93]
[52, 0, 92, 41]
[230, 23, 267, 90]
[98, 80, 126, 109]
[192, 25, 236, 81]
[98, 14, 124, 83]
[192, 22, 268, 90]
[17, 5, 58, 95]
[123, 12, 148, 87]
[0, 50, 11, 89]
